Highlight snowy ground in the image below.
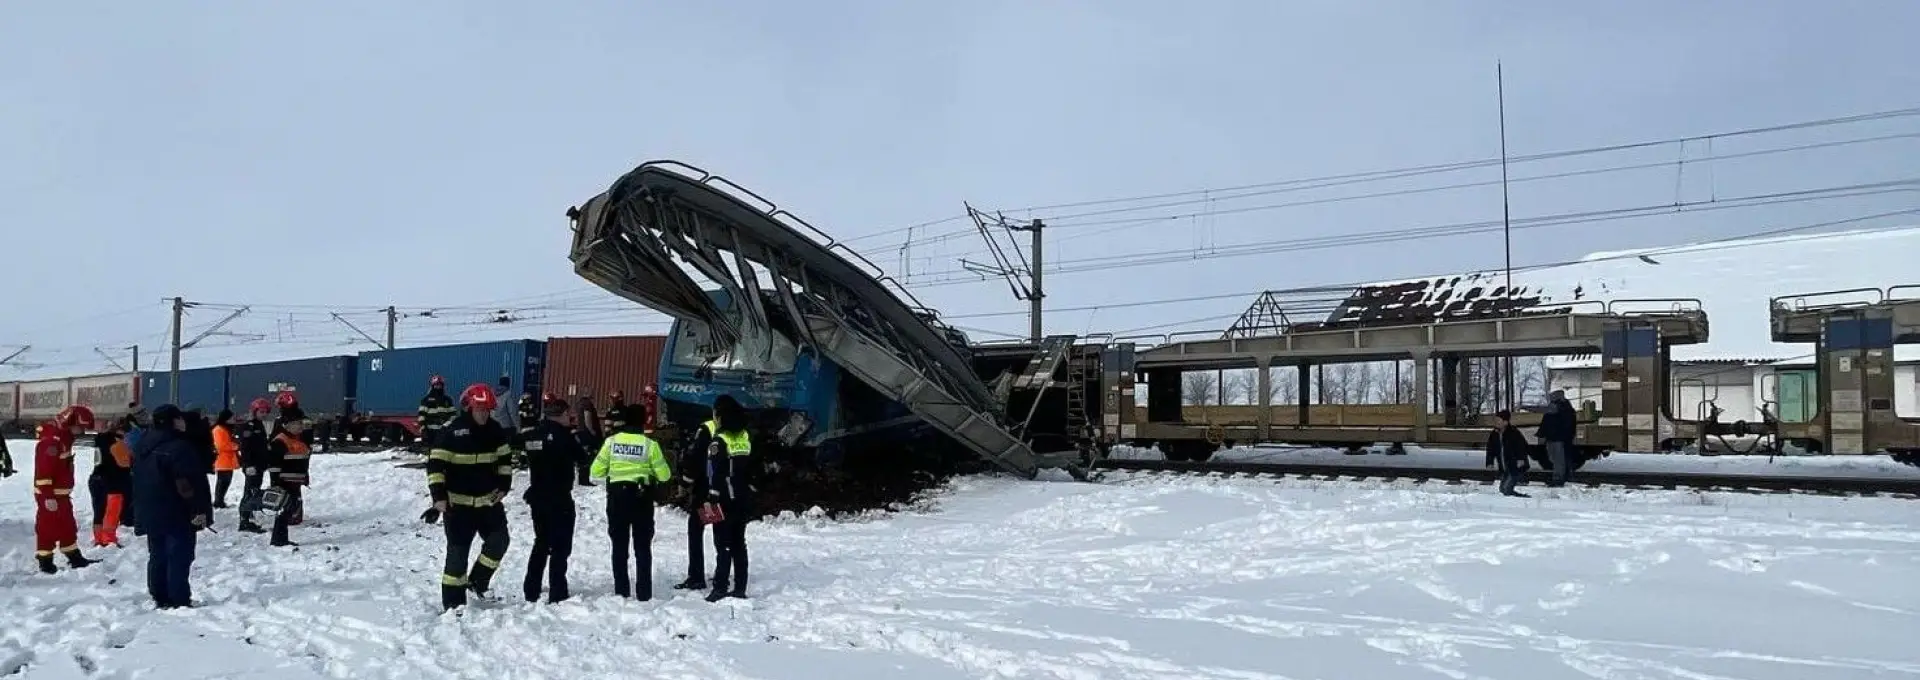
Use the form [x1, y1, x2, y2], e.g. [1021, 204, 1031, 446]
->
[1109, 443, 1920, 480]
[3, 439, 1919, 679]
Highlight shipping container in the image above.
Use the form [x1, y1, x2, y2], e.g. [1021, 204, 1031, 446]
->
[356, 340, 546, 420]
[19, 379, 71, 421]
[543, 335, 666, 404]
[226, 356, 358, 418]
[0, 382, 18, 422]
[140, 367, 229, 413]
[69, 372, 140, 423]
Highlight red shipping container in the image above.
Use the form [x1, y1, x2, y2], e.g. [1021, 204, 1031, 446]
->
[543, 335, 667, 404]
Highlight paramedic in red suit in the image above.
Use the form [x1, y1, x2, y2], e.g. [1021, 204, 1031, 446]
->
[35, 405, 101, 573]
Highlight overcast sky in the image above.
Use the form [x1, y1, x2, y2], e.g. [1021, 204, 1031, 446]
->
[4, 0, 1917, 379]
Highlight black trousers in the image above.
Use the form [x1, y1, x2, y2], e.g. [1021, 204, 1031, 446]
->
[605, 483, 655, 599]
[238, 471, 263, 525]
[685, 504, 708, 582]
[710, 505, 749, 592]
[270, 485, 304, 543]
[523, 499, 575, 602]
[214, 471, 234, 505]
[441, 504, 510, 610]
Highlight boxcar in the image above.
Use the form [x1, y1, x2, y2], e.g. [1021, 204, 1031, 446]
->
[19, 379, 71, 422]
[139, 367, 229, 414]
[68, 372, 140, 423]
[543, 335, 666, 403]
[356, 340, 546, 436]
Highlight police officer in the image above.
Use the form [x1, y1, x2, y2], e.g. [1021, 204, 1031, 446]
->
[416, 376, 456, 449]
[589, 414, 671, 600]
[424, 383, 514, 611]
[689, 395, 755, 601]
[522, 394, 588, 603]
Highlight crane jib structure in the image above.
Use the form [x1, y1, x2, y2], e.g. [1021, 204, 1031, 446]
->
[565, 161, 1086, 479]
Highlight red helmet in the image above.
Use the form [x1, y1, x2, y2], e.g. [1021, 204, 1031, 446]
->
[275, 391, 299, 408]
[56, 405, 96, 430]
[429, 375, 446, 388]
[460, 383, 497, 410]
[249, 397, 272, 413]
[642, 385, 656, 395]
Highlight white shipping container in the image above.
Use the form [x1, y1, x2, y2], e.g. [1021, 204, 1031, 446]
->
[69, 372, 139, 423]
[0, 382, 17, 421]
[18, 379, 70, 421]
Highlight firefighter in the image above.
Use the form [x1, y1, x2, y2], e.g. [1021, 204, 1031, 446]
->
[689, 395, 754, 601]
[513, 392, 540, 471]
[265, 408, 313, 547]
[573, 396, 602, 487]
[423, 383, 514, 611]
[590, 411, 672, 600]
[271, 393, 310, 526]
[522, 394, 589, 603]
[672, 430, 711, 592]
[35, 405, 100, 573]
[603, 390, 630, 438]
[416, 376, 456, 449]
[237, 398, 272, 533]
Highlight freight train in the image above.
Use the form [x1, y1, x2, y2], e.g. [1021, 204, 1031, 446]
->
[0, 336, 668, 442]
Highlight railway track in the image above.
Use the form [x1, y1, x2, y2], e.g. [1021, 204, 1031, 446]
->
[1093, 458, 1920, 499]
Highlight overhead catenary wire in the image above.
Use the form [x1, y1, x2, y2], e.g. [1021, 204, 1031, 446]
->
[842, 105, 1920, 247]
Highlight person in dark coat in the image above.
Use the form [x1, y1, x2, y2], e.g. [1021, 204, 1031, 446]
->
[522, 395, 590, 603]
[264, 409, 313, 547]
[1485, 410, 1532, 498]
[687, 394, 755, 601]
[1536, 390, 1578, 487]
[132, 405, 212, 609]
[237, 400, 273, 533]
[573, 396, 602, 487]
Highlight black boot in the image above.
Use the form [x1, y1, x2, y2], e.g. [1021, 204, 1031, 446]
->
[239, 520, 267, 534]
[65, 550, 98, 568]
[674, 577, 706, 590]
[37, 555, 57, 574]
[705, 581, 730, 602]
[441, 585, 466, 612]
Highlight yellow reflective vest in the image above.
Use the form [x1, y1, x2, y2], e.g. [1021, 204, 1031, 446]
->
[703, 420, 751, 456]
[590, 432, 671, 484]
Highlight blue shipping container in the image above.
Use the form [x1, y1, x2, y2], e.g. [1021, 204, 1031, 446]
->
[140, 367, 229, 413]
[226, 356, 359, 419]
[355, 340, 545, 419]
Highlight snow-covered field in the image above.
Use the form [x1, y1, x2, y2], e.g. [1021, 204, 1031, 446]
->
[3, 439, 1918, 679]
[1111, 443, 1920, 481]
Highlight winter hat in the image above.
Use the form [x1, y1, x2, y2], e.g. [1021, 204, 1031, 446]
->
[279, 405, 308, 424]
[542, 399, 570, 418]
[150, 404, 184, 428]
[1493, 409, 1513, 421]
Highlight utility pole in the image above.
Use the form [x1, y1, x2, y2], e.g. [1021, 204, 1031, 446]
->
[1496, 61, 1517, 410]
[960, 205, 1045, 342]
[1027, 219, 1044, 342]
[384, 306, 398, 350]
[169, 296, 184, 404]
[130, 345, 139, 373]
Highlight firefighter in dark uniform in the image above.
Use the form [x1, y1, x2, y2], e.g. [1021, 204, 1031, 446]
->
[423, 383, 514, 611]
[687, 394, 755, 601]
[522, 394, 589, 603]
[416, 375, 456, 449]
[603, 390, 630, 439]
[513, 392, 541, 470]
[589, 415, 672, 600]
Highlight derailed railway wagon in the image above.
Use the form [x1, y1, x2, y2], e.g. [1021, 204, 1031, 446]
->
[1110, 295, 1710, 465]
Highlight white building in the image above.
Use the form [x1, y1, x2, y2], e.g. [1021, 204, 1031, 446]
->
[1525, 227, 1920, 424]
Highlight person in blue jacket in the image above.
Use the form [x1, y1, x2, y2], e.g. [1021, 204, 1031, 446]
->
[132, 405, 212, 609]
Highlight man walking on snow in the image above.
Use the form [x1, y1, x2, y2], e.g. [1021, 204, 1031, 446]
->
[1485, 410, 1532, 498]
[1537, 389, 1577, 487]
[424, 383, 515, 611]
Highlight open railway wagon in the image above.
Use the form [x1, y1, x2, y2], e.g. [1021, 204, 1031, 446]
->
[1108, 286, 1718, 466]
[565, 160, 1097, 487]
[1766, 284, 1920, 464]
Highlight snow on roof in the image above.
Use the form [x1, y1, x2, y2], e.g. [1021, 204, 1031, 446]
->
[1334, 226, 1920, 366]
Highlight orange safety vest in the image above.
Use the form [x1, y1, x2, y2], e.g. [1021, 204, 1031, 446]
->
[212, 424, 241, 471]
